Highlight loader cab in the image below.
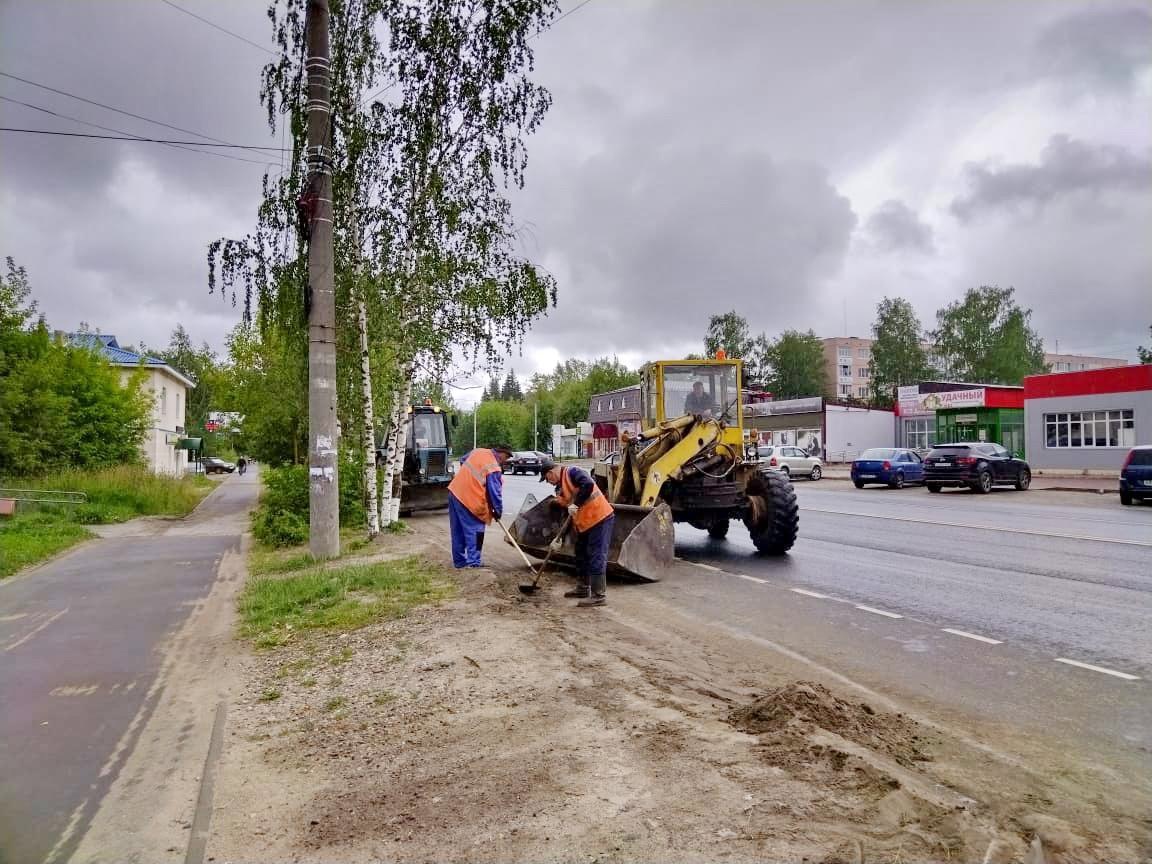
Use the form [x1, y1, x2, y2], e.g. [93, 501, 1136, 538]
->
[640, 359, 744, 431]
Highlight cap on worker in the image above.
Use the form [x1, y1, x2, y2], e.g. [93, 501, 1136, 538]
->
[489, 443, 515, 458]
[538, 457, 557, 480]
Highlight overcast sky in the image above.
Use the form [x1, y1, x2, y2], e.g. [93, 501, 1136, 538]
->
[2, 0, 1150, 405]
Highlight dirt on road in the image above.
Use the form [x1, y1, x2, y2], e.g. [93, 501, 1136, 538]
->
[205, 516, 1150, 864]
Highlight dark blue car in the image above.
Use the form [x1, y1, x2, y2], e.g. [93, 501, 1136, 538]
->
[1120, 446, 1152, 505]
[851, 448, 925, 489]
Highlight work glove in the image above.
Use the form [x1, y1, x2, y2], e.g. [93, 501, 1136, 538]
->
[493, 511, 502, 522]
[549, 537, 563, 552]
[567, 504, 579, 517]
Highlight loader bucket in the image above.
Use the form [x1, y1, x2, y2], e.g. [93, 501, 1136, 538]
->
[510, 494, 674, 583]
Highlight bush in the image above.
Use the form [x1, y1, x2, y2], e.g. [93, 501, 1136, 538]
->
[252, 461, 366, 548]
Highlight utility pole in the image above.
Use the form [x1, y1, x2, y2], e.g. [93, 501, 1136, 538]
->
[304, 0, 339, 558]
[473, 405, 478, 450]
[533, 401, 538, 450]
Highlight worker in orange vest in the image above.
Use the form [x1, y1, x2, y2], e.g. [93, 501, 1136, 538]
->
[447, 443, 514, 568]
[539, 458, 616, 607]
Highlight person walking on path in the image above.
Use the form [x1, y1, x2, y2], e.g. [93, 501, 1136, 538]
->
[447, 444, 514, 568]
[237, 456, 248, 476]
[539, 458, 616, 607]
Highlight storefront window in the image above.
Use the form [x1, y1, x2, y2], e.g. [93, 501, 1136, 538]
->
[1044, 409, 1134, 448]
[903, 418, 931, 450]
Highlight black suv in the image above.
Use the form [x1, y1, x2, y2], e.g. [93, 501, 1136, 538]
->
[923, 443, 1031, 494]
[1120, 446, 1152, 505]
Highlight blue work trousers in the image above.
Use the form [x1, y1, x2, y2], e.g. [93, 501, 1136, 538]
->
[448, 493, 486, 568]
[574, 514, 615, 597]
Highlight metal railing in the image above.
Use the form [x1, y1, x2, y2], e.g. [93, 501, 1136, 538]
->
[0, 488, 88, 516]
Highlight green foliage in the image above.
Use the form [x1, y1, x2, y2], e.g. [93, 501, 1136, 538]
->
[1138, 326, 1151, 365]
[252, 463, 367, 548]
[223, 323, 308, 466]
[931, 286, 1046, 385]
[238, 555, 456, 648]
[0, 513, 91, 580]
[500, 370, 523, 401]
[703, 312, 771, 384]
[869, 297, 933, 405]
[763, 330, 827, 399]
[0, 258, 153, 476]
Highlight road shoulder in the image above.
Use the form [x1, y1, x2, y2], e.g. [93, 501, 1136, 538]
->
[204, 515, 1150, 863]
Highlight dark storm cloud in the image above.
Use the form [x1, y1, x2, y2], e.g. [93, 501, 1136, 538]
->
[1033, 5, 1152, 92]
[865, 200, 935, 254]
[951, 135, 1152, 222]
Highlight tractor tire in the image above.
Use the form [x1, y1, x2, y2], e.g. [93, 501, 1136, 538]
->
[744, 470, 798, 555]
[707, 520, 729, 540]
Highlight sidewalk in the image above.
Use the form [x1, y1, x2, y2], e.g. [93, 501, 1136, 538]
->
[819, 466, 1119, 493]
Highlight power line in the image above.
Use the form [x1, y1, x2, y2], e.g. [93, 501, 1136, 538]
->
[547, 0, 596, 31]
[0, 127, 288, 158]
[0, 96, 279, 165]
[0, 70, 283, 154]
[158, 0, 277, 55]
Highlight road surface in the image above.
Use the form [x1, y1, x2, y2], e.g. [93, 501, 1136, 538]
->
[501, 473, 1152, 785]
[0, 474, 257, 864]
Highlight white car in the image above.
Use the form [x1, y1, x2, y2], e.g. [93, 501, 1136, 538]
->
[756, 445, 822, 480]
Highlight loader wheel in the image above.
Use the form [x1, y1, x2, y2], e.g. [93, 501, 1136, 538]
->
[744, 470, 798, 555]
[707, 520, 729, 540]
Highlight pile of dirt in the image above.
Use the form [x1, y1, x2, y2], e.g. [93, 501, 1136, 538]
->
[730, 680, 931, 767]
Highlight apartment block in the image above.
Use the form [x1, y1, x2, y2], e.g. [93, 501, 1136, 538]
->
[821, 337, 1126, 400]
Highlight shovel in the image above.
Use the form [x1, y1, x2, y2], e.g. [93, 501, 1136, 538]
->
[516, 515, 571, 595]
[496, 517, 539, 572]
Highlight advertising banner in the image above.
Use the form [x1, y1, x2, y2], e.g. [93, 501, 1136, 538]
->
[916, 388, 985, 412]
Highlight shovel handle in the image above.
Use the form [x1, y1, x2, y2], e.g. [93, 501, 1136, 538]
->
[496, 518, 538, 572]
[530, 514, 572, 584]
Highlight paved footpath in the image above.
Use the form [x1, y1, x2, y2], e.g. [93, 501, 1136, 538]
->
[0, 474, 258, 864]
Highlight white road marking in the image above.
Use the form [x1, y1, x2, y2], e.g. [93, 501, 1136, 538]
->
[942, 628, 1003, 645]
[804, 506, 1152, 547]
[1054, 658, 1140, 681]
[691, 562, 722, 572]
[733, 573, 769, 585]
[791, 588, 829, 599]
[855, 605, 903, 619]
[3, 607, 69, 652]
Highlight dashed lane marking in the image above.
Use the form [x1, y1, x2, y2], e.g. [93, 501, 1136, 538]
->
[691, 562, 723, 572]
[804, 506, 1152, 548]
[942, 628, 1003, 645]
[790, 588, 830, 599]
[855, 604, 903, 619]
[1054, 658, 1140, 681]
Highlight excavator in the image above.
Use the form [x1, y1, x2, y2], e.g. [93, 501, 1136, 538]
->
[510, 355, 799, 581]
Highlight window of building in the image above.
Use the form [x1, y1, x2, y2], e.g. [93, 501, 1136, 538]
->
[597, 400, 602, 411]
[858, 348, 870, 359]
[175, 391, 181, 418]
[904, 418, 931, 451]
[837, 347, 852, 360]
[620, 397, 627, 409]
[857, 386, 869, 398]
[857, 367, 870, 378]
[1044, 409, 1134, 448]
[608, 399, 614, 411]
[838, 363, 851, 378]
[838, 383, 852, 396]
[160, 386, 167, 416]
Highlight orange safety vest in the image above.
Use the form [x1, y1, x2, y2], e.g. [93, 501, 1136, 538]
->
[556, 467, 614, 533]
[448, 448, 502, 523]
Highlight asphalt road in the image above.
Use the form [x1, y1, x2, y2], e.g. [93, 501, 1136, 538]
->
[502, 473, 1152, 783]
[0, 474, 256, 864]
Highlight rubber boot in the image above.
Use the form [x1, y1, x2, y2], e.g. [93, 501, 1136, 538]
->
[577, 594, 606, 607]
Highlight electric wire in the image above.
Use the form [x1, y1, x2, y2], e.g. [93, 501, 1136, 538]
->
[0, 70, 283, 154]
[158, 0, 277, 55]
[0, 127, 287, 152]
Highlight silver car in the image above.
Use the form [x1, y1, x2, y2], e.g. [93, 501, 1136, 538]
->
[756, 445, 823, 480]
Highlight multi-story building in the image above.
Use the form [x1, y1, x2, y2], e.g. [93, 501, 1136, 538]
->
[822, 336, 1126, 401]
[820, 337, 876, 401]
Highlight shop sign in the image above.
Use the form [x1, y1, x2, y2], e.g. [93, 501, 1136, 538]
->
[954, 413, 979, 424]
[746, 396, 823, 417]
[898, 385, 928, 415]
[917, 388, 985, 412]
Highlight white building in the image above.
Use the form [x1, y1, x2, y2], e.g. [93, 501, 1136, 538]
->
[68, 334, 196, 475]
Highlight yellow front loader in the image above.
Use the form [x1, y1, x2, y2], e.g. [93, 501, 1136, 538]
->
[510, 357, 799, 581]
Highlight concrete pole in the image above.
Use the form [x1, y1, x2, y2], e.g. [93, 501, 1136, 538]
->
[534, 401, 538, 450]
[304, 0, 339, 558]
[473, 405, 478, 450]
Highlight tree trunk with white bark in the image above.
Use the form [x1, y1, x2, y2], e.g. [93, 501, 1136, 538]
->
[379, 361, 414, 526]
[358, 298, 380, 538]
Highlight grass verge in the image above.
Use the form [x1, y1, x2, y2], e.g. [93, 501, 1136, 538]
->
[239, 554, 455, 649]
[0, 466, 213, 579]
[0, 513, 92, 580]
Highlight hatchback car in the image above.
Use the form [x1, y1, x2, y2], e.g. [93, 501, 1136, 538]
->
[851, 448, 924, 489]
[757, 445, 822, 480]
[1119, 445, 1152, 505]
[923, 443, 1030, 493]
[507, 451, 548, 475]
